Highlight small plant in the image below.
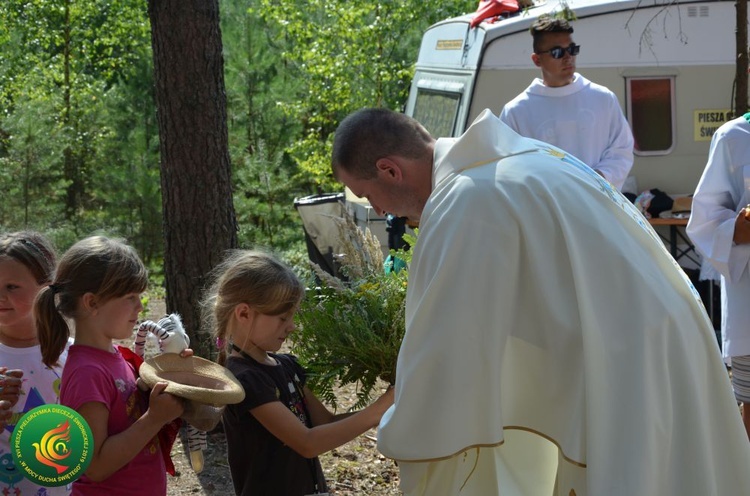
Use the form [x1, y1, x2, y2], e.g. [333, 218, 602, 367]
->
[293, 214, 412, 410]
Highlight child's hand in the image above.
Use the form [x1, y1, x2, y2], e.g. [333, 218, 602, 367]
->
[368, 385, 395, 424]
[179, 348, 194, 358]
[377, 386, 395, 410]
[0, 400, 12, 429]
[0, 368, 23, 407]
[146, 382, 185, 425]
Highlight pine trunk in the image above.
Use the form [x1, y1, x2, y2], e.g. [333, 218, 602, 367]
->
[148, 0, 237, 358]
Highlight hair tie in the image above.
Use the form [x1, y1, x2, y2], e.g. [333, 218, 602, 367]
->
[48, 284, 60, 294]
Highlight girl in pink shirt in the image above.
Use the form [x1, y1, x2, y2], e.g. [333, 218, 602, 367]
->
[37, 235, 186, 496]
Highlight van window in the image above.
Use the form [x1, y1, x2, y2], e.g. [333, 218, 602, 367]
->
[412, 89, 461, 138]
[626, 77, 675, 155]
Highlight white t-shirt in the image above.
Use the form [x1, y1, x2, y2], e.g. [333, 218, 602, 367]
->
[0, 340, 72, 495]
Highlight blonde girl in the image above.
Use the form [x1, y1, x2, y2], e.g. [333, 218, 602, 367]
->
[203, 249, 394, 496]
[0, 231, 71, 494]
[37, 236, 185, 496]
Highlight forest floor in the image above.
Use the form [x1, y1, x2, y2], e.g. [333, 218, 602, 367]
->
[139, 300, 403, 495]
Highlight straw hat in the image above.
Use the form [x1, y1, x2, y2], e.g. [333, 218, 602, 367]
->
[140, 354, 245, 406]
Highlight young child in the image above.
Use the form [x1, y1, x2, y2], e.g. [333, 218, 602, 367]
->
[0, 231, 72, 495]
[37, 235, 186, 495]
[202, 250, 394, 496]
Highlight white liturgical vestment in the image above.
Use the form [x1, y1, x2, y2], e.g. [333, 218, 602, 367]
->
[377, 110, 750, 495]
[687, 115, 750, 359]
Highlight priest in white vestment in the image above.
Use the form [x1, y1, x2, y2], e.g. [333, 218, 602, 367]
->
[332, 108, 750, 495]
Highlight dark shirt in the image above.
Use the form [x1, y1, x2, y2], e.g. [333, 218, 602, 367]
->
[223, 353, 327, 496]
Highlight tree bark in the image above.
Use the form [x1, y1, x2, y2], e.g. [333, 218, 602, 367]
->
[148, 0, 237, 358]
[737, 0, 749, 115]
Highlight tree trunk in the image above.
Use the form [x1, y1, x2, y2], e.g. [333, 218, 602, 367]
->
[148, 0, 237, 358]
[737, 0, 749, 116]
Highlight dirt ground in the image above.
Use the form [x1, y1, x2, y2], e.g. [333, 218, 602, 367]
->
[139, 300, 402, 495]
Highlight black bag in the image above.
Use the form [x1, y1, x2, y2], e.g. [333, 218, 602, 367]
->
[646, 188, 673, 218]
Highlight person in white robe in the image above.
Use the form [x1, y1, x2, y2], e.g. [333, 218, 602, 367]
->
[331, 107, 750, 496]
[499, 16, 633, 190]
[686, 113, 750, 438]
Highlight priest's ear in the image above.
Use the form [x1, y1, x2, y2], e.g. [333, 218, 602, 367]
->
[375, 157, 404, 182]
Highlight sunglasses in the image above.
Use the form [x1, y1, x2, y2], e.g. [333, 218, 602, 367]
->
[537, 43, 581, 59]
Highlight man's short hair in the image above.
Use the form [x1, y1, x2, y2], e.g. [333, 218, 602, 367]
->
[331, 108, 433, 180]
[530, 16, 574, 53]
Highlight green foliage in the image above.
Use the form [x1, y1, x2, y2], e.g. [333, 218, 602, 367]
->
[0, 0, 158, 251]
[292, 215, 412, 410]
[539, 3, 578, 22]
[258, 0, 477, 190]
[221, 0, 304, 163]
[232, 140, 306, 250]
[222, 0, 311, 254]
[84, 56, 163, 262]
[0, 92, 66, 226]
[296, 269, 407, 409]
[394, 229, 418, 266]
[0, 0, 472, 281]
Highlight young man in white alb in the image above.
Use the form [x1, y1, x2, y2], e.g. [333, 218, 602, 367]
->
[500, 16, 634, 190]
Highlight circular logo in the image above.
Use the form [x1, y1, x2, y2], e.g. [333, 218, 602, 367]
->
[11, 405, 93, 487]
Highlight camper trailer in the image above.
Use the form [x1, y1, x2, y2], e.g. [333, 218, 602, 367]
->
[405, 0, 743, 194]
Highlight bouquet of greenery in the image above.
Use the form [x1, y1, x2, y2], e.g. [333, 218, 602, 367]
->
[293, 213, 413, 409]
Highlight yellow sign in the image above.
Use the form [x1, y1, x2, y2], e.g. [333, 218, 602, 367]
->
[436, 39, 463, 50]
[694, 109, 733, 141]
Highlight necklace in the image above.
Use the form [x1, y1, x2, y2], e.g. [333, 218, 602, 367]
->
[231, 343, 253, 360]
[231, 343, 275, 365]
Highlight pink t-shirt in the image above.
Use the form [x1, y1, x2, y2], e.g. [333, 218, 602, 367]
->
[61, 345, 166, 495]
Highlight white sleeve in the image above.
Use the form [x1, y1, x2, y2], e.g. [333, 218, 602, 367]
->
[591, 95, 634, 190]
[687, 131, 750, 282]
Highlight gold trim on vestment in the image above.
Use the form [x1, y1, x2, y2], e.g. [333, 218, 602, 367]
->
[459, 447, 481, 492]
[384, 425, 588, 468]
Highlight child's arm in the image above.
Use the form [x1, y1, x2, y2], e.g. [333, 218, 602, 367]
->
[79, 382, 184, 481]
[250, 386, 394, 459]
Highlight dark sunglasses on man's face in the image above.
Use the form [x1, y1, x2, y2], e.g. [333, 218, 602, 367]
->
[537, 43, 581, 59]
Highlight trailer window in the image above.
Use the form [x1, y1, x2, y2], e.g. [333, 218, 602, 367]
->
[413, 89, 461, 138]
[626, 77, 675, 155]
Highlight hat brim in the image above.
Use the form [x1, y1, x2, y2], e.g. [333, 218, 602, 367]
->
[139, 354, 245, 405]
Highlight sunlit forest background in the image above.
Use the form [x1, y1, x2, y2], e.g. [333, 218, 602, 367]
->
[0, 0, 475, 276]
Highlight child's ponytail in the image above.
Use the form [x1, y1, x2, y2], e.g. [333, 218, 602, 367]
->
[36, 285, 71, 367]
